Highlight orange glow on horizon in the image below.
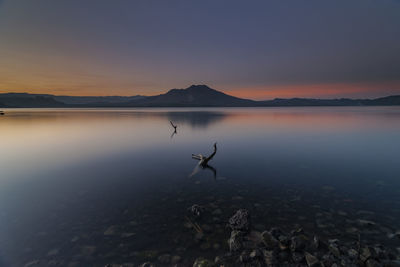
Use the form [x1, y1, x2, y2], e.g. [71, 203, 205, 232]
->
[226, 81, 400, 100]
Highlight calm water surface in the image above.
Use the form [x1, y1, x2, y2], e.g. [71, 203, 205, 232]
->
[0, 107, 399, 266]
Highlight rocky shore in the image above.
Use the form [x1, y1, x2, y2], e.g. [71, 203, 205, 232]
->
[135, 208, 400, 267]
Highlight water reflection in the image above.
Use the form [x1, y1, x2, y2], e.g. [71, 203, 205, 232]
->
[0, 107, 400, 266]
[190, 143, 218, 180]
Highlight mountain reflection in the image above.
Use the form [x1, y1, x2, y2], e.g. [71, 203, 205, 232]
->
[165, 111, 226, 128]
[0, 109, 227, 129]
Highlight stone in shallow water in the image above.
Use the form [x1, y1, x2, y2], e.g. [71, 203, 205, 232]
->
[80, 246, 96, 257]
[328, 244, 341, 258]
[121, 232, 135, 238]
[70, 236, 79, 242]
[200, 242, 211, 250]
[228, 209, 250, 232]
[228, 230, 243, 252]
[193, 257, 213, 267]
[24, 260, 40, 267]
[47, 249, 59, 256]
[171, 255, 181, 264]
[104, 225, 118, 236]
[305, 252, 319, 267]
[188, 204, 204, 217]
[157, 254, 170, 264]
[358, 219, 376, 227]
[292, 252, 304, 263]
[261, 231, 278, 249]
[212, 209, 222, 215]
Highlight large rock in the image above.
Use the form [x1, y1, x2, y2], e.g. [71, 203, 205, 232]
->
[193, 257, 213, 267]
[228, 230, 243, 252]
[261, 231, 278, 249]
[305, 252, 320, 267]
[228, 209, 251, 232]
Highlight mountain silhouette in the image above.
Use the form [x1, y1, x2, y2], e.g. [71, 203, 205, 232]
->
[130, 85, 255, 107]
[1, 85, 400, 107]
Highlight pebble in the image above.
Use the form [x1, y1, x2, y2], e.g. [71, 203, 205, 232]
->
[212, 209, 222, 215]
[157, 254, 170, 264]
[171, 255, 181, 264]
[104, 225, 118, 236]
[305, 252, 319, 267]
[47, 249, 59, 256]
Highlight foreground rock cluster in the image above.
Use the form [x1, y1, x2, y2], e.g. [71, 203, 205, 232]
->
[132, 208, 400, 267]
[189, 209, 400, 267]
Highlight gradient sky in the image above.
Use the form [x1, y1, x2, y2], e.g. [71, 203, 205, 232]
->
[0, 0, 399, 99]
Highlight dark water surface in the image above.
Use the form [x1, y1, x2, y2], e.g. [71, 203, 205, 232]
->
[0, 107, 399, 266]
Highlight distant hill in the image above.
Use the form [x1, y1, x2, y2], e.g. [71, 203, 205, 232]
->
[1, 85, 400, 107]
[0, 93, 66, 108]
[129, 85, 255, 107]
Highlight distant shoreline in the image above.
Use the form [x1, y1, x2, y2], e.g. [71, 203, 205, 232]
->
[1, 85, 400, 108]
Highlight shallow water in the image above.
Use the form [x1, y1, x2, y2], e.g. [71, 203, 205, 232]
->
[0, 107, 399, 266]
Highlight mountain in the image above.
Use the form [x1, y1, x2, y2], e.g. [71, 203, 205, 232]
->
[129, 85, 255, 107]
[53, 95, 145, 105]
[0, 93, 66, 108]
[1, 85, 400, 107]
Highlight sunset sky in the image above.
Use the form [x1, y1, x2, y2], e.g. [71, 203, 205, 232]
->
[0, 0, 399, 100]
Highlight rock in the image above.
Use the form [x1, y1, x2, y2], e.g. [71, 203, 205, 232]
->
[329, 244, 341, 258]
[121, 232, 135, 238]
[290, 235, 308, 252]
[348, 248, 358, 259]
[366, 259, 381, 267]
[24, 260, 40, 267]
[202, 224, 213, 232]
[193, 257, 213, 267]
[195, 232, 204, 241]
[228, 209, 251, 232]
[305, 252, 320, 267]
[250, 249, 260, 258]
[104, 225, 118, 236]
[358, 219, 376, 227]
[47, 249, 59, 256]
[360, 247, 372, 262]
[228, 230, 243, 252]
[80, 246, 96, 257]
[139, 262, 154, 267]
[246, 230, 263, 245]
[157, 254, 170, 264]
[70, 236, 79, 242]
[200, 242, 211, 250]
[263, 250, 278, 265]
[171, 255, 181, 264]
[188, 204, 204, 217]
[292, 252, 304, 263]
[261, 231, 278, 249]
[239, 251, 250, 262]
[269, 227, 284, 239]
[212, 209, 222, 215]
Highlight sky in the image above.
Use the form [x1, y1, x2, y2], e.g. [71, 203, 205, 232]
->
[0, 0, 399, 100]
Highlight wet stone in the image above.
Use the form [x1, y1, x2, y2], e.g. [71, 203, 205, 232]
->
[228, 209, 251, 232]
[104, 225, 118, 236]
[261, 231, 278, 249]
[305, 252, 320, 267]
[292, 251, 304, 263]
[188, 204, 204, 217]
[193, 257, 213, 267]
[157, 254, 170, 264]
[212, 209, 222, 215]
[228, 230, 243, 252]
[171, 255, 181, 264]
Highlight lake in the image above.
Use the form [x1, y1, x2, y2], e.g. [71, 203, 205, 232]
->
[0, 107, 399, 266]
